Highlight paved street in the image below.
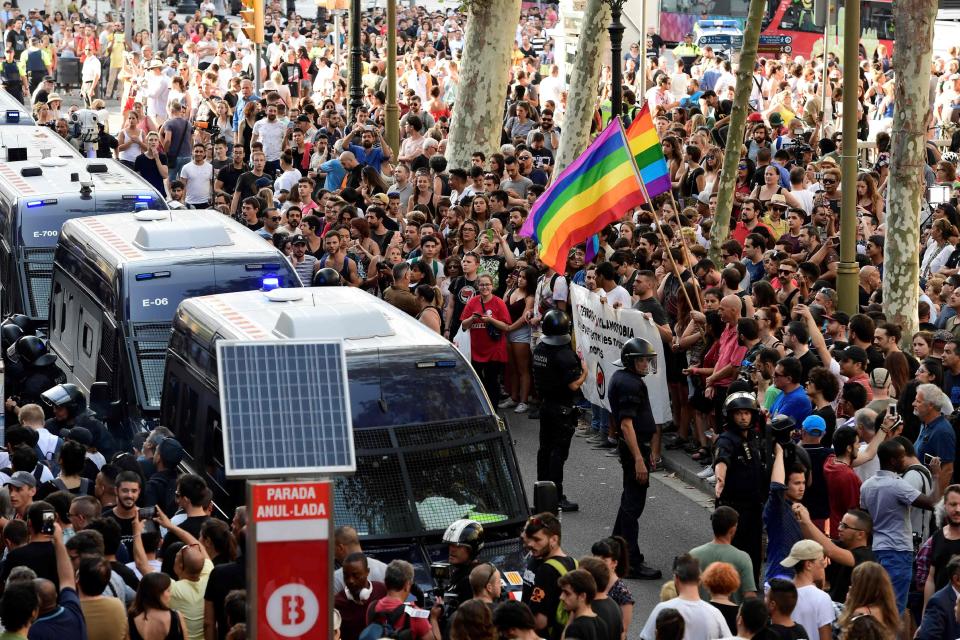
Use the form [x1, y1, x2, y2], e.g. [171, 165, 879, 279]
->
[504, 410, 713, 638]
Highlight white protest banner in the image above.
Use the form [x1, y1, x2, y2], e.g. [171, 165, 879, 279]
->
[569, 284, 672, 424]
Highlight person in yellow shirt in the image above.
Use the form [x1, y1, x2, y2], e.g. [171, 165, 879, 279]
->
[105, 28, 125, 100]
[132, 509, 214, 640]
[762, 193, 791, 240]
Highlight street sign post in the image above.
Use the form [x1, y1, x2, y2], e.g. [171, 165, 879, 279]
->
[249, 481, 334, 640]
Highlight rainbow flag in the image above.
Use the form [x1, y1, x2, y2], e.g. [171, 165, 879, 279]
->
[585, 234, 600, 263]
[624, 104, 671, 198]
[521, 122, 645, 273]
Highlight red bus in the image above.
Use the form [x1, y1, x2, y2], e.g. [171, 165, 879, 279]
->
[656, 0, 895, 60]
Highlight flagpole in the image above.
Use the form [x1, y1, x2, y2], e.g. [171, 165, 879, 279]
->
[616, 117, 700, 315]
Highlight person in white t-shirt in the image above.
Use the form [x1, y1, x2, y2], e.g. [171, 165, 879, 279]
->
[781, 540, 835, 640]
[595, 261, 632, 309]
[640, 554, 730, 640]
[251, 103, 286, 172]
[178, 143, 214, 208]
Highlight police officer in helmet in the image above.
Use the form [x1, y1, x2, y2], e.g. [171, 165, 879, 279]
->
[531, 310, 587, 512]
[609, 337, 662, 579]
[714, 389, 770, 585]
[5, 336, 64, 416]
[312, 267, 342, 287]
[440, 518, 485, 628]
[41, 383, 114, 459]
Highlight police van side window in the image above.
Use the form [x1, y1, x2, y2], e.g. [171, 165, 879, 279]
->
[81, 323, 93, 357]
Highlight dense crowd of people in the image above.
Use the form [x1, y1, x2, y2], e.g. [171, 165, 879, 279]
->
[3, 0, 960, 639]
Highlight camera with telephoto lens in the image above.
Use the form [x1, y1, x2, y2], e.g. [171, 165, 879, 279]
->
[429, 562, 460, 615]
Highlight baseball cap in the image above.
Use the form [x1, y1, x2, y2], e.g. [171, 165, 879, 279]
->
[747, 112, 764, 123]
[934, 329, 955, 345]
[6, 471, 37, 488]
[824, 311, 849, 326]
[781, 539, 824, 567]
[289, 234, 307, 245]
[801, 415, 826, 436]
[64, 426, 93, 447]
[158, 437, 184, 467]
[370, 193, 389, 205]
[869, 367, 890, 389]
[840, 345, 868, 365]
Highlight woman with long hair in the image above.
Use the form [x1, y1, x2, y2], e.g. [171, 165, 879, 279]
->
[898, 357, 944, 442]
[499, 266, 536, 414]
[751, 280, 778, 311]
[856, 173, 885, 221]
[415, 284, 443, 333]
[200, 519, 237, 565]
[921, 218, 956, 282]
[911, 331, 933, 360]
[662, 135, 685, 193]
[701, 147, 723, 196]
[883, 351, 910, 399]
[118, 110, 145, 169]
[469, 194, 492, 226]
[360, 165, 388, 205]
[838, 562, 899, 639]
[127, 572, 189, 640]
[238, 100, 259, 158]
[407, 170, 437, 221]
[454, 220, 480, 256]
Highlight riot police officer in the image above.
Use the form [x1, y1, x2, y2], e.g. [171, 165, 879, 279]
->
[312, 267, 342, 286]
[5, 336, 63, 407]
[714, 391, 770, 585]
[609, 337, 662, 579]
[531, 310, 587, 512]
[440, 518, 485, 634]
[41, 383, 114, 459]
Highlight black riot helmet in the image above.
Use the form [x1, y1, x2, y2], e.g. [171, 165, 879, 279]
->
[442, 518, 485, 559]
[12, 335, 57, 367]
[614, 337, 657, 375]
[540, 310, 571, 345]
[770, 414, 797, 445]
[2, 314, 31, 333]
[1, 323, 23, 350]
[312, 267, 342, 287]
[41, 383, 87, 418]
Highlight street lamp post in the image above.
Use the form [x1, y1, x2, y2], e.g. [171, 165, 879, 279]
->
[836, 0, 861, 315]
[604, 0, 628, 119]
[349, 0, 364, 121]
[385, 0, 399, 155]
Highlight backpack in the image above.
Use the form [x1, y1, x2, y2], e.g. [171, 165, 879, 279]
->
[359, 604, 412, 640]
[545, 557, 579, 628]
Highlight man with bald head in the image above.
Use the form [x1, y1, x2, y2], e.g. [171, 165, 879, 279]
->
[704, 294, 748, 422]
[31, 519, 86, 640]
[132, 508, 212, 640]
[333, 525, 387, 594]
[859, 266, 880, 310]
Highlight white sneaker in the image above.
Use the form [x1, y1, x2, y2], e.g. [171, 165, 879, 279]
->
[705, 474, 716, 483]
[514, 402, 529, 414]
[697, 466, 715, 479]
[499, 398, 517, 409]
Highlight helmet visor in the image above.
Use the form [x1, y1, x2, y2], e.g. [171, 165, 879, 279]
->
[634, 355, 657, 376]
[40, 384, 71, 407]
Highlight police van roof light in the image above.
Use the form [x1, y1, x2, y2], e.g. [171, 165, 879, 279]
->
[5, 110, 19, 123]
[135, 271, 171, 281]
[261, 276, 280, 291]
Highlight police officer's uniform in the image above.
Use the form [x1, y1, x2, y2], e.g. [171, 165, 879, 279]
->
[609, 338, 660, 578]
[532, 311, 583, 507]
[714, 392, 770, 585]
[1, 58, 23, 103]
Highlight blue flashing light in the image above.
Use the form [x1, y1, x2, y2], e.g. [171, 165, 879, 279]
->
[136, 195, 154, 201]
[26, 200, 44, 208]
[6, 110, 19, 123]
[436, 360, 457, 368]
[262, 276, 280, 291]
[135, 273, 155, 281]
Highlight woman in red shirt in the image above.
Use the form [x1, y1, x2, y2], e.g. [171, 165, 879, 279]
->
[460, 273, 511, 409]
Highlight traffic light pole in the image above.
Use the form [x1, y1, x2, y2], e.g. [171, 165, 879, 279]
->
[255, 44, 262, 94]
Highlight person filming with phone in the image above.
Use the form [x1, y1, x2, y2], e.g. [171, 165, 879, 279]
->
[912, 384, 956, 487]
[0, 501, 59, 589]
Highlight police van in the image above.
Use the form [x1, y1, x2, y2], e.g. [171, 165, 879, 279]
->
[0, 154, 166, 324]
[48, 209, 301, 437]
[161, 287, 529, 587]
[0, 89, 37, 126]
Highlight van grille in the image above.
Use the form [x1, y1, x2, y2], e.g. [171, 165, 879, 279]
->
[23, 248, 54, 319]
[334, 419, 522, 538]
[132, 322, 172, 408]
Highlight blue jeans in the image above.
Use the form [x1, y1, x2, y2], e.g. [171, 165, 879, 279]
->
[170, 155, 191, 181]
[874, 549, 912, 612]
[591, 404, 610, 437]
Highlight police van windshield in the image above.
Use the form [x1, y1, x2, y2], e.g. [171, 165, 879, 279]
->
[127, 261, 296, 323]
[333, 348, 525, 538]
[19, 197, 164, 248]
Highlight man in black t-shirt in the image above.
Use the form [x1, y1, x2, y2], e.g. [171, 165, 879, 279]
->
[557, 569, 608, 640]
[794, 505, 875, 603]
[521, 513, 578, 640]
[160, 474, 210, 552]
[230, 150, 270, 214]
[215, 145, 246, 196]
[101, 470, 140, 559]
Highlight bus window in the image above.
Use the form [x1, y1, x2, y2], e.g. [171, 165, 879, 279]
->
[779, 0, 822, 32]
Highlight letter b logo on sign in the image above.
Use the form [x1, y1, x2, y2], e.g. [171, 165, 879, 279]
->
[266, 583, 319, 637]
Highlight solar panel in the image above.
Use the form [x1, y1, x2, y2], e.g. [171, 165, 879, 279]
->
[217, 340, 355, 477]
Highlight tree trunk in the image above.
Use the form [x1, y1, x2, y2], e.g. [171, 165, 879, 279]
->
[553, 0, 610, 175]
[134, 0, 150, 33]
[708, 0, 766, 263]
[882, 0, 937, 348]
[444, 0, 521, 170]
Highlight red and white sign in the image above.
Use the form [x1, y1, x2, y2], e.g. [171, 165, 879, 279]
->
[251, 481, 332, 640]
